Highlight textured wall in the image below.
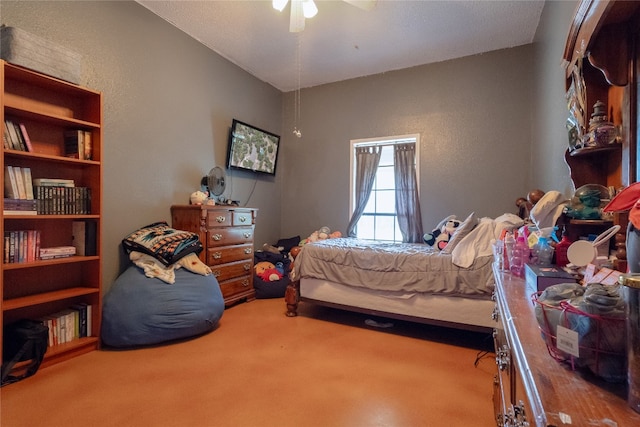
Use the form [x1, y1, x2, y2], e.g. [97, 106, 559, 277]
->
[279, 46, 535, 239]
[1, 1, 283, 289]
[531, 0, 578, 196]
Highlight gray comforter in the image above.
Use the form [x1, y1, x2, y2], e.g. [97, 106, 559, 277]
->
[294, 238, 494, 298]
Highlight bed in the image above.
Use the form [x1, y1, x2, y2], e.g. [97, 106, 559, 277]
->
[285, 214, 524, 332]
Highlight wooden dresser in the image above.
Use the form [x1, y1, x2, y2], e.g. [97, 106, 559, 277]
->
[171, 205, 257, 306]
[492, 265, 640, 426]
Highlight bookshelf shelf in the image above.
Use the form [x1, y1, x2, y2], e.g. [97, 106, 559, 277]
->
[5, 149, 100, 165]
[2, 60, 103, 370]
[2, 287, 100, 311]
[4, 105, 101, 130]
[2, 255, 100, 270]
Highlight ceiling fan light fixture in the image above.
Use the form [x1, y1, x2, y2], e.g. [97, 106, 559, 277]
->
[302, 0, 318, 19]
[272, 0, 289, 12]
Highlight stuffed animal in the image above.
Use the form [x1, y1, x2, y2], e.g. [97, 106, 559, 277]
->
[300, 226, 341, 245]
[189, 191, 209, 205]
[423, 215, 462, 250]
[254, 261, 284, 282]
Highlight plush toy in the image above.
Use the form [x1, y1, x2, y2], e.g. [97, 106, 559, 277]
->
[423, 215, 462, 250]
[254, 261, 283, 282]
[262, 243, 283, 254]
[189, 191, 209, 205]
[299, 226, 343, 246]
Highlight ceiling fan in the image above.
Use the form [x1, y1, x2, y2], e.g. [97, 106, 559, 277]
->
[273, 0, 377, 32]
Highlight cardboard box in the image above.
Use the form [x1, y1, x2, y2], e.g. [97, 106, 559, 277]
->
[1, 25, 81, 84]
[525, 263, 577, 296]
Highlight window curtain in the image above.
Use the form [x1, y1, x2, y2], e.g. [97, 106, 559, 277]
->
[346, 146, 382, 238]
[394, 143, 424, 243]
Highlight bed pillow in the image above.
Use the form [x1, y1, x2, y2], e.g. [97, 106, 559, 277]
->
[442, 212, 478, 254]
[122, 222, 202, 266]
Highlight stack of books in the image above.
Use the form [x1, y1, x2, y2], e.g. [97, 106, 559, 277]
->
[4, 165, 36, 215]
[3, 198, 37, 215]
[39, 246, 76, 260]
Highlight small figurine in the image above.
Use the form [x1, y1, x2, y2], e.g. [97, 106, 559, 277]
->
[564, 189, 602, 220]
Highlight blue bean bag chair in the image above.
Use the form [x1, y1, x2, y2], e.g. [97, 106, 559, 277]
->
[102, 266, 224, 348]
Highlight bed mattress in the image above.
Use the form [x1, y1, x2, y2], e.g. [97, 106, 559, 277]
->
[295, 238, 495, 298]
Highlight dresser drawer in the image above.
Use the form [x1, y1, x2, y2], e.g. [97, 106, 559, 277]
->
[210, 259, 253, 282]
[206, 210, 233, 227]
[207, 226, 254, 246]
[233, 210, 254, 226]
[219, 275, 253, 299]
[207, 244, 253, 265]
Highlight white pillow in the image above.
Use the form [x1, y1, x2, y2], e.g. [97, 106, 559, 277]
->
[442, 212, 478, 254]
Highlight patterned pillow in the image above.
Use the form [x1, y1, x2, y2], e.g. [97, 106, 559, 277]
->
[122, 222, 202, 266]
[442, 212, 478, 254]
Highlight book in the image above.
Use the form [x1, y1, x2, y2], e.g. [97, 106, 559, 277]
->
[3, 198, 37, 210]
[40, 246, 76, 256]
[21, 167, 34, 200]
[72, 220, 97, 256]
[64, 130, 84, 159]
[3, 126, 10, 149]
[32, 178, 75, 187]
[18, 123, 33, 152]
[71, 304, 88, 337]
[4, 119, 20, 150]
[4, 166, 19, 199]
[12, 166, 27, 199]
[11, 121, 27, 151]
[83, 130, 92, 160]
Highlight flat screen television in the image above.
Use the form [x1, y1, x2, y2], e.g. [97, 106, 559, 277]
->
[226, 119, 280, 176]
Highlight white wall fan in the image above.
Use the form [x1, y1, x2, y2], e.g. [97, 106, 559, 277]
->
[201, 166, 227, 203]
[273, 0, 377, 32]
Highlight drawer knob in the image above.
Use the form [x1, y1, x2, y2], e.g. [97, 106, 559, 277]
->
[243, 232, 251, 238]
[216, 216, 226, 223]
[213, 270, 221, 277]
[212, 234, 223, 241]
[239, 216, 247, 222]
[243, 264, 251, 271]
[244, 248, 252, 254]
[242, 279, 249, 287]
[496, 344, 510, 371]
[213, 252, 222, 259]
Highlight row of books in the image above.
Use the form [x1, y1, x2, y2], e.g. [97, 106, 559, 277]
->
[3, 118, 33, 152]
[4, 221, 96, 263]
[4, 165, 34, 201]
[38, 303, 93, 347]
[64, 129, 93, 160]
[3, 230, 41, 263]
[33, 185, 92, 215]
[3, 119, 93, 161]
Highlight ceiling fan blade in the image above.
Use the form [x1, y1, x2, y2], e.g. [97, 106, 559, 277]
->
[343, 0, 377, 11]
[290, 0, 305, 32]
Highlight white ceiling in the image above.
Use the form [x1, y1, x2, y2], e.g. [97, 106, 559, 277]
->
[137, 0, 545, 92]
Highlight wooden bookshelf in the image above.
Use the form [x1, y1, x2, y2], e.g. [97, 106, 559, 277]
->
[1, 60, 103, 370]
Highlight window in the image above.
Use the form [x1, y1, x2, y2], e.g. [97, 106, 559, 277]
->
[349, 135, 420, 242]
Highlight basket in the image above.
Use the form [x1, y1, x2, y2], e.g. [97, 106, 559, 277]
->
[532, 291, 627, 382]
